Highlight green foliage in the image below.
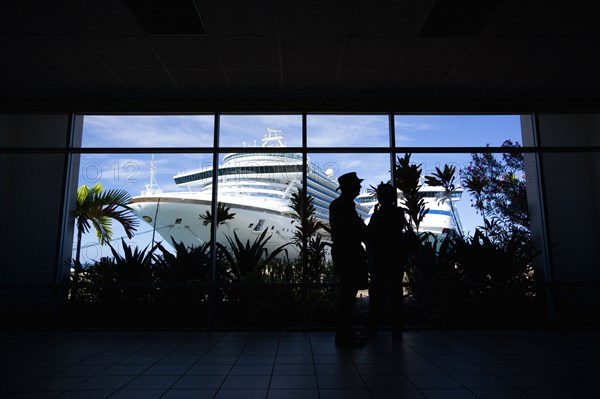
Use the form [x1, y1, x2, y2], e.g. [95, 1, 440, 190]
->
[395, 153, 429, 232]
[424, 164, 463, 237]
[217, 229, 290, 280]
[72, 183, 139, 278]
[290, 188, 331, 283]
[107, 238, 159, 284]
[199, 202, 236, 226]
[154, 239, 211, 283]
[461, 140, 529, 233]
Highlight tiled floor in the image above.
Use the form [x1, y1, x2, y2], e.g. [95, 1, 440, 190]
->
[1, 329, 599, 398]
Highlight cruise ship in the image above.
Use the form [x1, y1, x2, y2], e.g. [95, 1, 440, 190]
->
[357, 184, 464, 235]
[129, 129, 370, 258]
[130, 129, 464, 257]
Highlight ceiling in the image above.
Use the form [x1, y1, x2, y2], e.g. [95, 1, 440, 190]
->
[1, 0, 599, 111]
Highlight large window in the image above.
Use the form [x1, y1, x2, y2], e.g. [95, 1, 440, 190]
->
[66, 113, 534, 328]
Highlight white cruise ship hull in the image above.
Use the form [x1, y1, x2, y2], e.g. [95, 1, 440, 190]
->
[130, 192, 302, 258]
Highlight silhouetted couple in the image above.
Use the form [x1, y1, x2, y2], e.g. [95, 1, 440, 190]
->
[329, 172, 407, 346]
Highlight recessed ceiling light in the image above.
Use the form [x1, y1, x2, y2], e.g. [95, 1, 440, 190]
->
[124, 0, 207, 36]
[418, 0, 501, 37]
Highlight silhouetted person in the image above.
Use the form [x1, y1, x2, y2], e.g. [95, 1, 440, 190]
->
[329, 172, 369, 346]
[366, 183, 407, 340]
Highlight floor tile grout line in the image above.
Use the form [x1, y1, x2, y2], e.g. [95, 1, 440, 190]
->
[141, 330, 228, 399]
[207, 330, 262, 399]
[308, 331, 322, 399]
[15, 330, 168, 396]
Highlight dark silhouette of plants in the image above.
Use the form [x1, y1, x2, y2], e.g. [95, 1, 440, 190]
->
[199, 202, 236, 226]
[424, 164, 463, 238]
[73, 183, 138, 281]
[107, 238, 159, 284]
[75, 183, 138, 244]
[154, 238, 211, 283]
[463, 174, 489, 225]
[290, 188, 330, 283]
[461, 140, 529, 233]
[217, 229, 289, 280]
[395, 153, 428, 232]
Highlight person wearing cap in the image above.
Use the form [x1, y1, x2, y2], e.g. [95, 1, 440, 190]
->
[329, 172, 369, 346]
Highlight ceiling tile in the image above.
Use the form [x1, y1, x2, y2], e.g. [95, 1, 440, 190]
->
[86, 37, 163, 69]
[483, 2, 600, 37]
[521, 38, 600, 70]
[277, 0, 351, 37]
[0, 0, 69, 35]
[457, 38, 534, 70]
[283, 70, 337, 89]
[399, 38, 472, 70]
[349, 0, 433, 37]
[0, 68, 124, 96]
[337, 70, 395, 89]
[341, 38, 409, 70]
[195, 0, 277, 36]
[226, 70, 281, 90]
[215, 38, 279, 69]
[389, 70, 448, 89]
[49, 0, 141, 36]
[170, 69, 229, 90]
[149, 37, 220, 69]
[113, 69, 177, 92]
[4, 36, 99, 69]
[281, 38, 344, 70]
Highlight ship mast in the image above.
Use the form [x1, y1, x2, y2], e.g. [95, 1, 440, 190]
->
[262, 128, 286, 147]
[143, 154, 162, 195]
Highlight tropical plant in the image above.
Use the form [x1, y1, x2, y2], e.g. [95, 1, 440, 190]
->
[154, 239, 211, 283]
[395, 153, 428, 232]
[290, 188, 330, 283]
[73, 183, 139, 275]
[107, 238, 159, 284]
[199, 202, 236, 226]
[217, 229, 290, 280]
[461, 140, 529, 233]
[424, 164, 463, 238]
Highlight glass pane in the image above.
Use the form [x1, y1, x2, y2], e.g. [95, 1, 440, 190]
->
[307, 114, 389, 147]
[399, 151, 529, 237]
[214, 149, 304, 327]
[73, 153, 213, 263]
[394, 150, 534, 328]
[81, 115, 214, 148]
[69, 152, 212, 326]
[394, 114, 524, 148]
[219, 114, 302, 147]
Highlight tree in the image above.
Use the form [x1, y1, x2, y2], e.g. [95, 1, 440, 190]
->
[290, 188, 329, 283]
[461, 140, 529, 235]
[73, 183, 139, 270]
[395, 153, 429, 232]
[424, 164, 463, 238]
[199, 202, 236, 226]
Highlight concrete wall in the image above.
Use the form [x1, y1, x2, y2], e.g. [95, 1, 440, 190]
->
[0, 114, 73, 324]
[535, 113, 600, 326]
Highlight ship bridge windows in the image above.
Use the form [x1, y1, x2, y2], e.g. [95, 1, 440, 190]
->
[175, 164, 303, 185]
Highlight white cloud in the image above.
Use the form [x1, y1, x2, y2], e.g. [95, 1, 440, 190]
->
[83, 115, 214, 148]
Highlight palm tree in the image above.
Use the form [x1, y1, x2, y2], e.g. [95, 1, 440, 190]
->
[424, 164, 463, 238]
[73, 183, 139, 271]
[199, 202, 236, 226]
[395, 153, 428, 232]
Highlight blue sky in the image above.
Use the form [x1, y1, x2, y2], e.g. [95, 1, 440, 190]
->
[75, 114, 524, 262]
